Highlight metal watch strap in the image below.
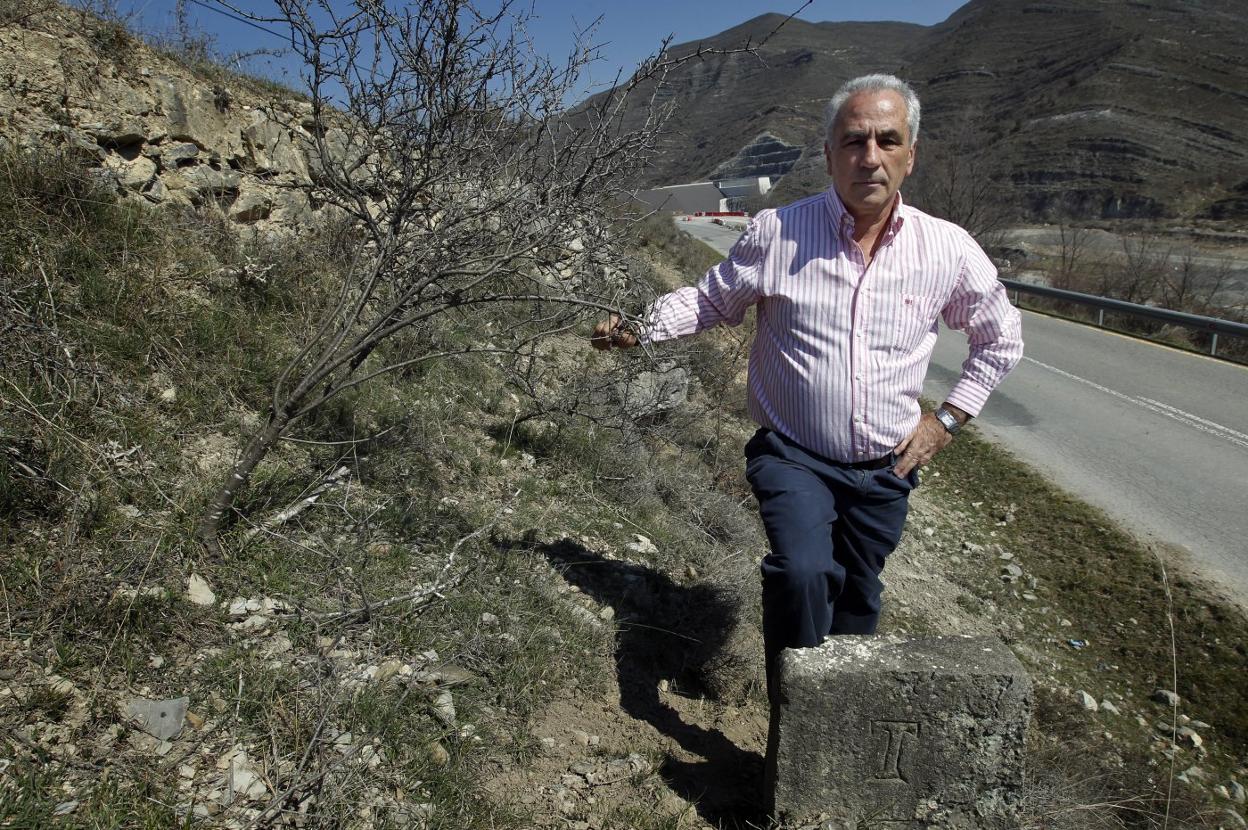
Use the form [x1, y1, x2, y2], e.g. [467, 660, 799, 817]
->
[935, 407, 961, 435]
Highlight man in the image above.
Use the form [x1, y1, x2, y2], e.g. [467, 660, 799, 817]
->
[591, 74, 1023, 697]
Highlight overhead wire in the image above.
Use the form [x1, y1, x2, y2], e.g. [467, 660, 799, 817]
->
[178, 0, 288, 41]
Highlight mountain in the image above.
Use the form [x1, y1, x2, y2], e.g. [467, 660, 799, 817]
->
[908, 0, 1247, 220]
[585, 14, 926, 192]
[604, 0, 1248, 221]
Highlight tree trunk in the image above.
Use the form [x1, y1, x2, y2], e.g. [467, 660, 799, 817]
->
[197, 409, 292, 549]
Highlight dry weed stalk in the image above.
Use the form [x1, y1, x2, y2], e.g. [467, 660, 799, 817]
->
[1152, 548, 1179, 830]
[241, 464, 353, 540]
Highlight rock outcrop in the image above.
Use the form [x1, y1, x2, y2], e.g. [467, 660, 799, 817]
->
[0, 7, 326, 231]
[771, 636, 1032, 828]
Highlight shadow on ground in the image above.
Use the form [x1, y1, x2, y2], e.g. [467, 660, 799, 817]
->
[530, 537, 768, 828]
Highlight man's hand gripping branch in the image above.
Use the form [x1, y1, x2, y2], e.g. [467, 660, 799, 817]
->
[590, 314, 640, 351]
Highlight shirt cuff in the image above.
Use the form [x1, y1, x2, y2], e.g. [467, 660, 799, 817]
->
[943, 378, 994, 418]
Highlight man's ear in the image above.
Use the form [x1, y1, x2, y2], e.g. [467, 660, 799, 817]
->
[906, 139, 917, 176]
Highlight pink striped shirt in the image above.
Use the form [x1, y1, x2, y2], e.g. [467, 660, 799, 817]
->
[643, 189, 1024, 463]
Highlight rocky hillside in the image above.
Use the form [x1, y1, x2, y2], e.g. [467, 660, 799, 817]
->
[899, 0, 1248, 220]
[616, 0, 1248, 222]
[0, 5, 327, 231]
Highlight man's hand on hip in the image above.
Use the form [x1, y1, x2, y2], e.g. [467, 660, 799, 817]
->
[590, 314, 639, 351]
[893, 404, 968, 476]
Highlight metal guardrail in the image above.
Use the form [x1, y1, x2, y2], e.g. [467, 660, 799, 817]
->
[1000, 279, 1248, 358]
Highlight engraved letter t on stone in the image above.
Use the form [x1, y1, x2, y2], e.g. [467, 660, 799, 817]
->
[871, 720, 920, 782]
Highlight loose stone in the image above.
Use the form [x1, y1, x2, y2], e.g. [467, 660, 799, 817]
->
[187, 575, 216, 606]
[1177, 726, 1203, 748]
[1152, 689, 1181, 707]
[430, 691, 456, 727]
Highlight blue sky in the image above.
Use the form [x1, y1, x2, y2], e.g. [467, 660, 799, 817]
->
[122, 0, 968, 97]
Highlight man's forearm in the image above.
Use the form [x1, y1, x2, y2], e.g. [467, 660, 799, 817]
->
[942, 242, 1024, 414]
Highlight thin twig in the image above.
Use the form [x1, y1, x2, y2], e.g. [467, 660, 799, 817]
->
[1152, 548, 1179, 830]
[279, 423, 400, 446]
[234, 670, 244, 725]
[249, 693, 335, 827]
[0, 571, 12, 639]
[246, 690, 402, 829]
[241, 465, 352, 540]
[615, 621, 701, 644]
[88, 538, 163, 710]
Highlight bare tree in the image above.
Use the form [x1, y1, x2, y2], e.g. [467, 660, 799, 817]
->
[1099, 233, 1171, 305]
[1052, 222, 1091, 291]
[1159, 251, 1234, 315]
[906, 109, 1012, 246]
[196, 0, 804, 545]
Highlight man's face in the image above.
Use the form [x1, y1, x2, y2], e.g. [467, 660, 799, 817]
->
[825, 89, 916, 222]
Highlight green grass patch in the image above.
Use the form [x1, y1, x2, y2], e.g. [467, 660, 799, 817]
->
[928, 425, 1248, 756]
[0, 764, 185, 830]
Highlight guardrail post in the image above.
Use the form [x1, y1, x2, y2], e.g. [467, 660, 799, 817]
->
[1211, 333, 1218, 357]
[1097, 309, 1104, 327]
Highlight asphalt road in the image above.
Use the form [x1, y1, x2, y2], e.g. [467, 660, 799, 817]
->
[925, 314, 1248, 604]
[679, 217, 1248, 604]
[678, 216, 752, 254]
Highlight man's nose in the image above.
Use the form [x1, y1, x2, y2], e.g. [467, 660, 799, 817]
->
[861, 139, 881, 167]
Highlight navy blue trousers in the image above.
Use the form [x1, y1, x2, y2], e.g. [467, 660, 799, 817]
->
[744, 428, 916, 698]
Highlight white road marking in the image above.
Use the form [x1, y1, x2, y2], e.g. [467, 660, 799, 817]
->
[1137, 397, 1248, 444]
[1021, 356, 1248, 451]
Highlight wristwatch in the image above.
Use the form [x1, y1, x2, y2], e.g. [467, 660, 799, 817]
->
[934, 407, 962, 435]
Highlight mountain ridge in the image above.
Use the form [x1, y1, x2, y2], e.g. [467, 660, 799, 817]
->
[607, 0, 1248, 221]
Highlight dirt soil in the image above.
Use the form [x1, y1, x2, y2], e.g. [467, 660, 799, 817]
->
[483, 489, 996, 830]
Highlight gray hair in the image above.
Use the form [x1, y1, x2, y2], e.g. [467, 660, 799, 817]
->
[824, 74, 921, 145]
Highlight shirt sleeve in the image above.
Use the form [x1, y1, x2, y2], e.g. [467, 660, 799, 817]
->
[939, 234, 1024, 416]
[640, 214, 771, 344]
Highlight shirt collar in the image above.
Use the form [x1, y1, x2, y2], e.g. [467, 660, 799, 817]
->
[824, 187, 908, 238]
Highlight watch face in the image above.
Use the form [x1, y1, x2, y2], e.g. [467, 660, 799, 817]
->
[937, 409, 959, 433]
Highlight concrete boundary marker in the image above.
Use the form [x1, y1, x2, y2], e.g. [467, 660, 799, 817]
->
[770, 635, 1031, 828]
